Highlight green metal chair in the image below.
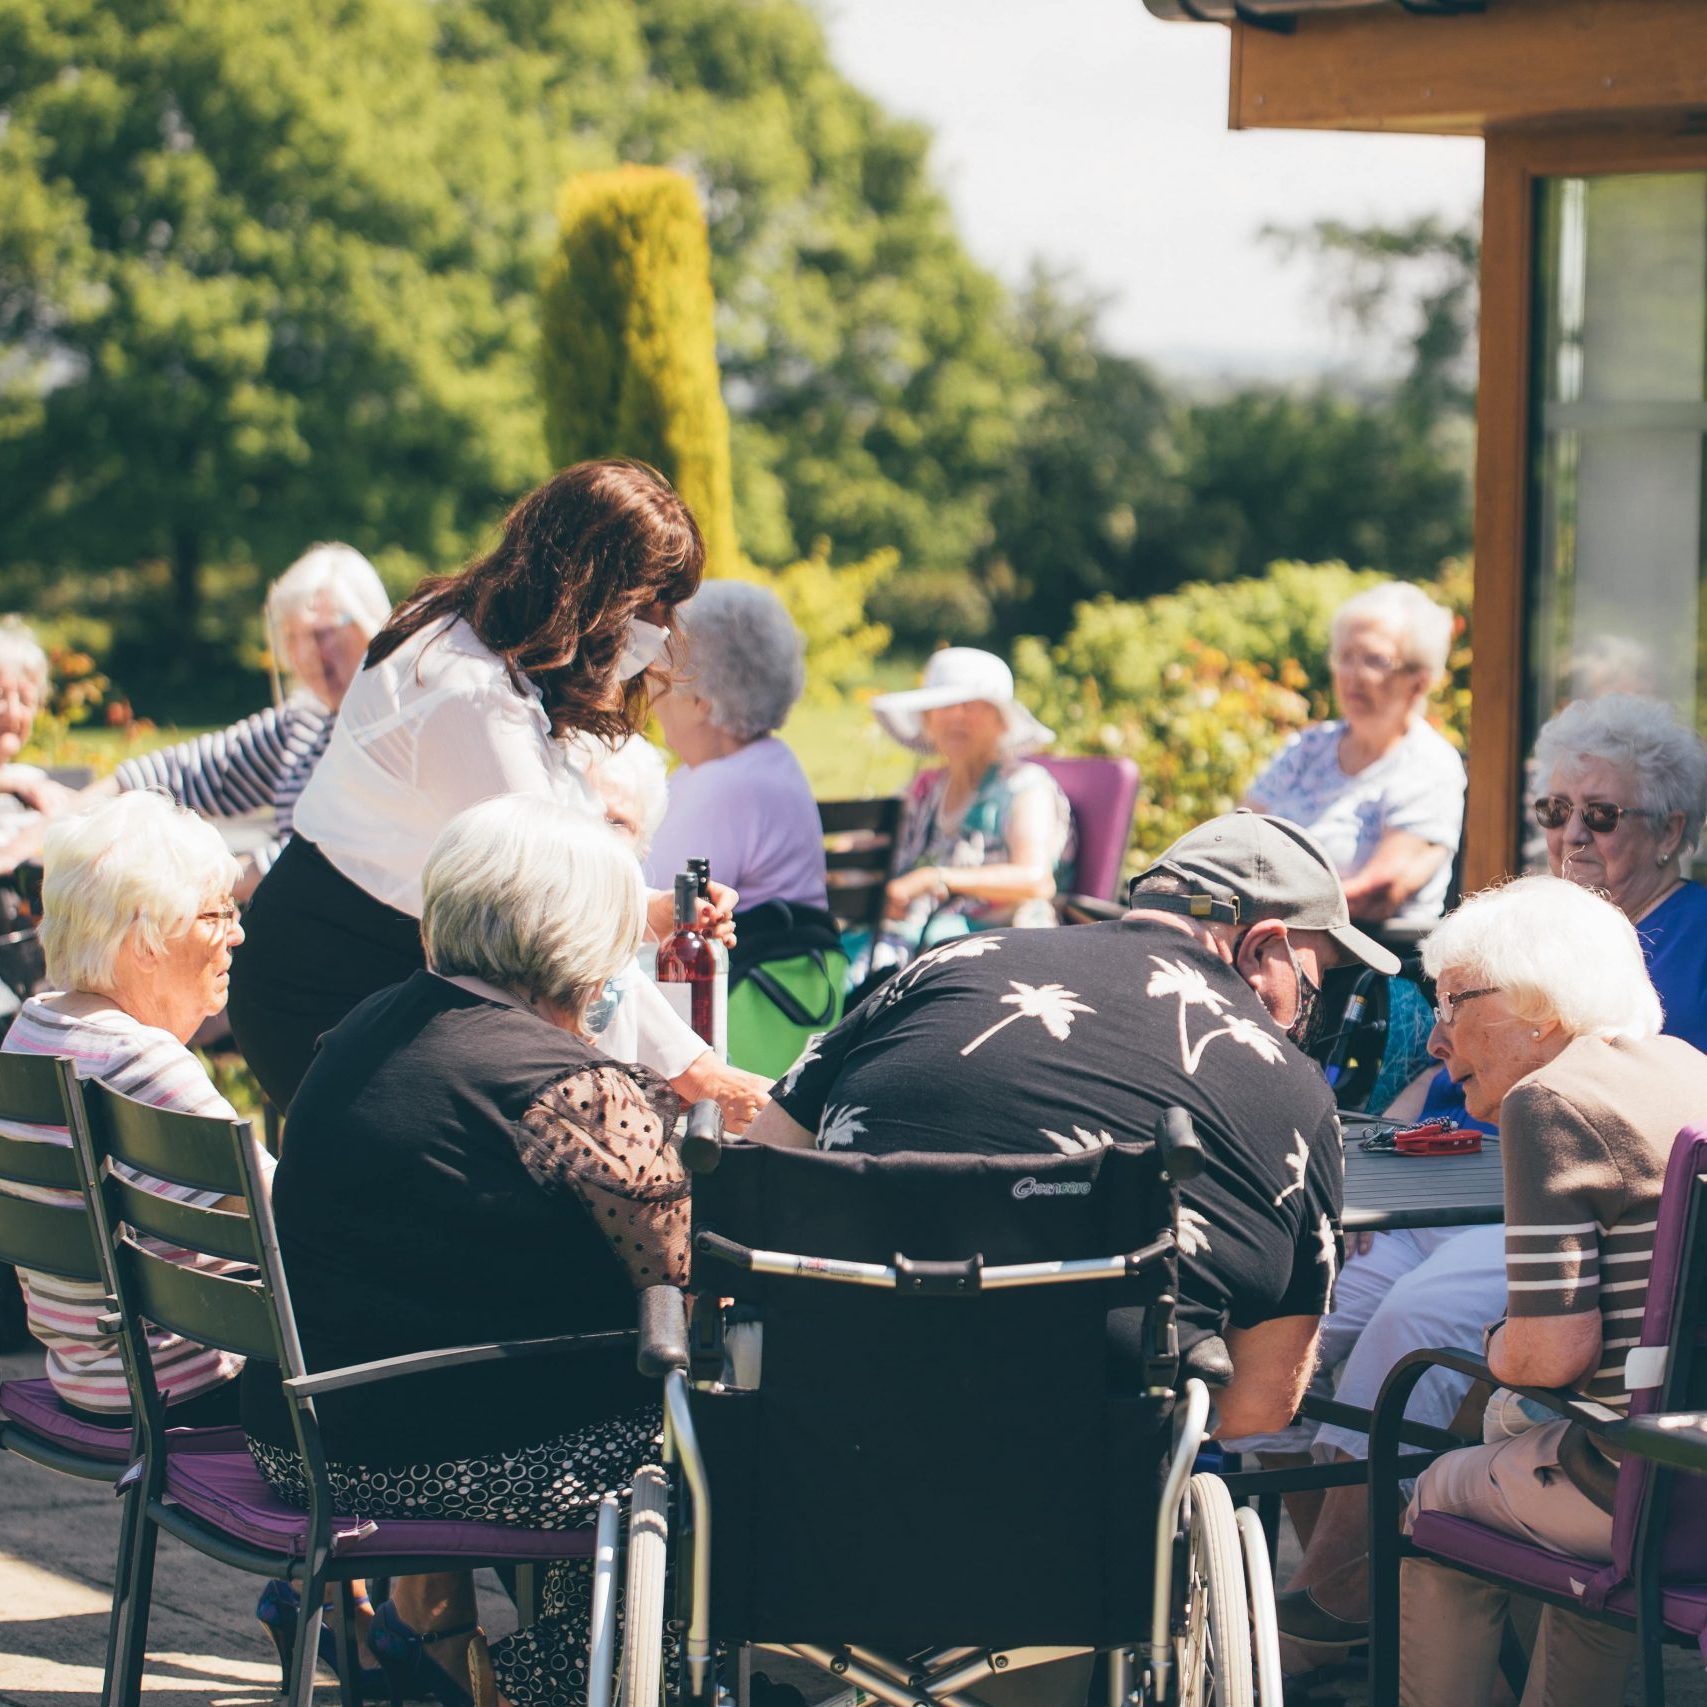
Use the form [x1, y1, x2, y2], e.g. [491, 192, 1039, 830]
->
[69, 1074, 627, 1707]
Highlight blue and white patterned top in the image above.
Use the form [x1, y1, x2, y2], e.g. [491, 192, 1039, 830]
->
[1248, 718, 1466, 923]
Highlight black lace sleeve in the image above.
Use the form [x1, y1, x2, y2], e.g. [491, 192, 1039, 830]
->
[516, 1063, 689, 1288]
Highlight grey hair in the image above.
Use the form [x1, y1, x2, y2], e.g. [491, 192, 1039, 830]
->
[568, 732, 670, 852]
[40, 792, 240, 994]
[674, 581, 805, 741]
[421, 794, 644, 1022]
[1422, 875, 1662, 1042]
[1532, 695, 1707, 859]
[1332, 582, 1454, 688]
[0, 617, 50, 700]
[266, 543, 393, 638]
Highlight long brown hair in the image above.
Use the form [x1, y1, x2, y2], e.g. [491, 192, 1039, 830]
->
[367, 460, 705, 740]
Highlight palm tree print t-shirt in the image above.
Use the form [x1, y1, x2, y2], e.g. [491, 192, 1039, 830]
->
[774, 918, 1344, 1340]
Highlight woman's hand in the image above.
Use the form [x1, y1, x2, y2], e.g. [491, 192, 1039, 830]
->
[0, 767, 75, 816]
[647, 879, 740, 945]
[671, 1052, 771, 1133]
[884, 865, 948, 920]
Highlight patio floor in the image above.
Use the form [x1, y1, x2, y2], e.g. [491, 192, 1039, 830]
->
[1, 1349, 1703, 1706]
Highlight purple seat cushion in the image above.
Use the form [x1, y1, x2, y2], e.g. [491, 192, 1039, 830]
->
[163, 1449, 602, 1563]
[1412, 1513, 1707, 1654]
[0, 1376, 247, 1464]
[0, 1377, 134, 1461]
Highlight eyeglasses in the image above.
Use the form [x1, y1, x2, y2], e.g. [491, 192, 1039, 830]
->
[1331, 648, 1417, 680]
[1532, 795, 1655, 835]
[196, 905, 241, 932]
[1435, 986, 1501, 1027]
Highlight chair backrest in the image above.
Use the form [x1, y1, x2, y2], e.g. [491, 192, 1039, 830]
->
[1032, 754, 1141, 903]
[1604, 1123, 1707, 1588]
[0, 1051, 103, 1285]
[817, 796, 903, 933]
[687, 1138, 1178, 1649]
[67, 1078, 299, 1432]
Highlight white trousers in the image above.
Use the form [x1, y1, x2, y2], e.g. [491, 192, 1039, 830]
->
[1226, 1224, 1507, 1458]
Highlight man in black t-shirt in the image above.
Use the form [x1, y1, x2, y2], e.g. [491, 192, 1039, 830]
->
[749, 812, 1399, 1440]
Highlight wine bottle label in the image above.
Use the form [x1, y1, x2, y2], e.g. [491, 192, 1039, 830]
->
[712, 970, 727, 1061]
[658, 980, 696, 1033]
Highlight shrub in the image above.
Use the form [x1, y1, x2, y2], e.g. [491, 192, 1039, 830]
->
[1014, 559, 1473, 870]
[542, 166, 740, 578]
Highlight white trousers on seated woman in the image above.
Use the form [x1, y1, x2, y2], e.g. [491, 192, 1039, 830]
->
[1400, 1422, 1631, 1707]
[1225, 1224, 1506, 1458]
[1313, 1222, 1508, 1458]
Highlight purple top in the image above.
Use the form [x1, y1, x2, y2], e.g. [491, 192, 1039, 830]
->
[645, 736, 828, 911]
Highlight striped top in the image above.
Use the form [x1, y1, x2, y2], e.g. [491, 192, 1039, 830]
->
[0, 996, 273, 1413]
[114, 694, 332, 878]
[1502, 1032, 1707, 1411]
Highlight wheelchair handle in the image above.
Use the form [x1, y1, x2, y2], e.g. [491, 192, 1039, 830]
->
[693, 1228, 1175, 1292]
[680, 1099, 724, 1174]
[1156, 1107, 1204, 1183]
[637, 1286, 690, 1376]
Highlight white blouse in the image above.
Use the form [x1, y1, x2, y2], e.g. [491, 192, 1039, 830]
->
[294, 616, 593, 917]
[291, 616, 709, 1079]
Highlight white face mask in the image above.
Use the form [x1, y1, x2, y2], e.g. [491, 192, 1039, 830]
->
[616, 618, 671, 682]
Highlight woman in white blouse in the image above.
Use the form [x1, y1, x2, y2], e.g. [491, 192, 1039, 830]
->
[227, 460, 769, 1126]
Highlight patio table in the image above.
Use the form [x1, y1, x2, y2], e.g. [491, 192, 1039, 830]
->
[1338, 1111, 1505, 1232]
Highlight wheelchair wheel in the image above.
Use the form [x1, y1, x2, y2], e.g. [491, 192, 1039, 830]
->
[1232, 1506, 1281, 1706]
[618, 1466, 670, 1707]
[1175, 1473, 1253, 1707]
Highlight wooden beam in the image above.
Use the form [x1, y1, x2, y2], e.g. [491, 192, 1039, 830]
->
[1461, 131, 1533, 893]
[1229, 0, 1707, 135]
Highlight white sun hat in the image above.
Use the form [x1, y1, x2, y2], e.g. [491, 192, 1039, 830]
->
[870, 647, 1055, 758]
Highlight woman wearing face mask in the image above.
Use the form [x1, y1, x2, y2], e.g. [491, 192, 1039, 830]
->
[227, 461, 768, 1127]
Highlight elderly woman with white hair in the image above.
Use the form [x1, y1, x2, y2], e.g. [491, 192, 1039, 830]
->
[1247, 581, 1464, 923]
[16, 545, 394, 898]
[240, 794, 689, 1707]
[648, 580, 827, 911]
[1397, 876, 1707, 1707]
[0, 791, 263, 1421]
[0, 617, 65, 823]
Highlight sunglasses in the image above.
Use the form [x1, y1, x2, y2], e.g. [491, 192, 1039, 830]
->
[1532, 795, 1655, 835]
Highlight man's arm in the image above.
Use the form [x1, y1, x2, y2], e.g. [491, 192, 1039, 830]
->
[1215, 1315, 1322, 1439]
[745, 1100, 816, 1149]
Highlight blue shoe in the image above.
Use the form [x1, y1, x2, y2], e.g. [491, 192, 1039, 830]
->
[255, 1578, 387, 1698]
[368, 1599, 479, 1707]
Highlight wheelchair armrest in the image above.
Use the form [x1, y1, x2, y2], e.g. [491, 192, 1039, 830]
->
[638, 1286, 690, 1377]
[1182, 1334, 1233, 1390]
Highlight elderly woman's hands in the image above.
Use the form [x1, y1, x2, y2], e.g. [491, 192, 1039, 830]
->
[884, 864, 950, 920]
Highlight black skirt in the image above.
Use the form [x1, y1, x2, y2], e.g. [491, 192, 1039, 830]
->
[226, 837, 424, 1111]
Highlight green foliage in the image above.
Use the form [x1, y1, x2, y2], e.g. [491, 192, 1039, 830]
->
[1015, 560, 1474, 869]
[542, 166, 739, 577]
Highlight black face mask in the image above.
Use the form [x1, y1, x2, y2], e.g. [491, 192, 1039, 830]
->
[1235, 930, 1326, 1053]
[1283, 942, 1327, 1054]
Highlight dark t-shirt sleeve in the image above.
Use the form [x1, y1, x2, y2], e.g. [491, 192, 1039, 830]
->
[1273, 1104, 1345, 1319]
[772, 997, 876, 1141]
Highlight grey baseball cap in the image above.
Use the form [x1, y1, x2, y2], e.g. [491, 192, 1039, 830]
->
[1130, 811, 1401, 976]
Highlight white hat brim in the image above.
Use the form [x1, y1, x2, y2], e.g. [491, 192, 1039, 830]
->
[871, 685, 1055, 758]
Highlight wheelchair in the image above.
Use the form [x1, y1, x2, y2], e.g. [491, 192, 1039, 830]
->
[597, 1105, 1282, 1707]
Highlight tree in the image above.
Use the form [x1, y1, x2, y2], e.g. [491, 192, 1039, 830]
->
[542, 166, 738, 577]
[984, 270, 1180, 638]
[1263, 213, 1481, 432]
[0, 0, 545, 626]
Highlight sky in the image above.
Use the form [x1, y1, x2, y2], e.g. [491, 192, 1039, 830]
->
[818, 0, 1484, 378]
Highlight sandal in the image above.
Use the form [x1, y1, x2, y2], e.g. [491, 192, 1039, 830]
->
[255, 1579, 386, 1698]
[369, 1599, 481, 1707]
[1275, 1586, 1370, 1661]
[467, 1629, 500, 1707]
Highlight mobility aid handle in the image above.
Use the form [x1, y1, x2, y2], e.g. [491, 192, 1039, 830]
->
[637, 1285, 691, 1376]
[693, 1227, 1176, 1290]
[680, 1099, 724, 1174]
[1155, 1106, 1204, 1182]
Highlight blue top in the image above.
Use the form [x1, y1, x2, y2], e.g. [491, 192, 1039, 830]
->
[1416, 878, 1707, 1130]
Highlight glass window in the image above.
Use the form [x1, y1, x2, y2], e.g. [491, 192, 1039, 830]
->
[1524, 171, 1707, 868]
